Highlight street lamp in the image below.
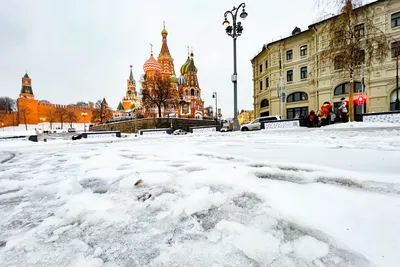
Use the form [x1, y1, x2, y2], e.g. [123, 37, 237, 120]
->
[81, 112, 88, 132]
[222, 3, 247, 131]
[395, 52, 400, 110]
[212, 92, 218, 121]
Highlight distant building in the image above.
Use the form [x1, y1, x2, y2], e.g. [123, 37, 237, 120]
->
[203, 105, 214, 120]
[238, 110, 254, 125]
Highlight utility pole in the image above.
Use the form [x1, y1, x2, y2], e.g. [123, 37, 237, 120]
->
[396, 54, 399, 111]
[361, 62, 365, 114]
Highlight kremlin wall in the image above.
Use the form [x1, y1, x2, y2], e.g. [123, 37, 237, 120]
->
[0, 73, 92, 128]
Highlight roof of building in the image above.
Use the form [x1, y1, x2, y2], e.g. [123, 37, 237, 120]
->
[23, 73, 30, 79]
[187, 53, 198, 73]
[117, 102, 124, 111]
[129, 65, 135, 82]
[143, 53, 162, 73]
[180, 56, 191, 75]
[20, 85, 33, 95]
[250, 0, 386, 62]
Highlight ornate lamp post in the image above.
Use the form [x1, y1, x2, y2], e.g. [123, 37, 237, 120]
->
[81, 112, 88, 132]
[212, 92, 218, 121]
[222, 3, 247, 131]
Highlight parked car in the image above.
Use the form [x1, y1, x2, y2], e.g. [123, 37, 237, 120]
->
[240, 116, 281, 131]
[173, 129, 187, 135]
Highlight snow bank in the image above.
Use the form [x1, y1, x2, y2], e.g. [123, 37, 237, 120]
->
[0, 127, 399, 266]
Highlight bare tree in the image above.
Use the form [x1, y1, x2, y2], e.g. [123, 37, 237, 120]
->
[66, 111, 78, 128]
[91, 98, 113, 124]
[318, 0, 389, 121]
[55, 107, 68, 129]
[45, 109, 56, 130]
[0, 97, 16, 113]
[142, 75, 176, 118]
[18, 106, 31, 130]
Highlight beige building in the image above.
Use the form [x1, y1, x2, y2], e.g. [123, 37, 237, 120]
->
[251, 0, 400, 119]
[238, 110, 254, 125]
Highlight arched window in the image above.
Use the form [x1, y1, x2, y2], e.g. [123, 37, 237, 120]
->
[334, 82, 362, 95]
[260, 99, 269, 108]
[390, 89, 400, 111]
[191, 88, 195, 96]
[287, 92, 308, 102]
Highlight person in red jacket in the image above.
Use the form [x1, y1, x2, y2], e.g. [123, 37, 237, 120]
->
[320, 102, 333, 126]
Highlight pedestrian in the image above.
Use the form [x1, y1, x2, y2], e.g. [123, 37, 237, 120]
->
[338, 97, 349, 123]
[320, 102, 333, 126]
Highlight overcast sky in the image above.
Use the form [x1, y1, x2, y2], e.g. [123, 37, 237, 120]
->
[1, 0, 333, 117]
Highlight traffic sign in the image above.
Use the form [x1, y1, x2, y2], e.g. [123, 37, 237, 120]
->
[218, 114, 222, 118]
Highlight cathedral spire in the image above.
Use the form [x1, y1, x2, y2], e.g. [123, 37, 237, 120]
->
[129, 65, 134, 82]
[159, 22, 171, 57]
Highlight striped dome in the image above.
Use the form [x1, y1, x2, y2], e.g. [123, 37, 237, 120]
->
[178, 75, 185, 85]
[143, 54, 161, 73]
[180, 56, 190, 75]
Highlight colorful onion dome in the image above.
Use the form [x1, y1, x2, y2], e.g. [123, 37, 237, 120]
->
[143, 53, 161, 73]
[178, 75, 185, 85]
[169, 74, 178, 83]
[180, 56, 191, 75]
[162, 28, 168, 35]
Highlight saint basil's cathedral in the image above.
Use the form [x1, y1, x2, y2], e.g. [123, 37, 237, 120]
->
[116, 25, 204, 119]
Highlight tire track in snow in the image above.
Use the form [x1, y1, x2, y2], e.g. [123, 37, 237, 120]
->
[251, 164, 400, 195]
[0, 152, 16, 164]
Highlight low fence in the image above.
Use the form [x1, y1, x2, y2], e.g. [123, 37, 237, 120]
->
[262, 118, 308, 130]
[138, 128, 172, 135]
[72, 131, 121, 140]
[361, 111, 400, 123]
[189, 125, 221, 133]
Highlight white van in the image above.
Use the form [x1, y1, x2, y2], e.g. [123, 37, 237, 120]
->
[240, 116, 281, 131]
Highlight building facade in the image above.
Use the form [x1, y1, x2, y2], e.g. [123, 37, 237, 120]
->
[238, 110, 255, 125]
[116, 25, 204, 119]
[251, 0, 400, 119]
[0, 73, 93, 127]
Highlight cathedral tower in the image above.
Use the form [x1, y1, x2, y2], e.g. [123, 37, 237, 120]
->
[20, 73, 34, 99]
[122, 65, 140, 110]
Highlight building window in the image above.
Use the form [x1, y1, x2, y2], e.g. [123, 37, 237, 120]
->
[300, 66, 308, 79]
[355, 24, 365, 39]
[265, 60, 268, 69]
[287, 70, 293, 82]
[191, 88, 195, 96]
[392, 12, 400, 28]
[300, 45, 307, 56]
[259, 64, 262, 73]
[286, 50, 293, 60]
[260, 81, 263, 91]
[260, 99, 269, 108]
[287, 92, 308, 102]
[287, 107, 309, 119]
[391, 41, 400, 58]
[390, 89, 400, 111]
[334, 55, 344, 70]
[333, 82, 362, 95]
[266, 77, 269, 88]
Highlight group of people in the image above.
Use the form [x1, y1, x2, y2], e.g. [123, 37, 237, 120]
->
[308, 97, 349, 127]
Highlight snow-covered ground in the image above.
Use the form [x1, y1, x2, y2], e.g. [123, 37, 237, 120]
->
[1, 125, 400, 267]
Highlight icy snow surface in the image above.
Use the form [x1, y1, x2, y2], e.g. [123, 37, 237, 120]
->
[1, 126, 400, 267]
